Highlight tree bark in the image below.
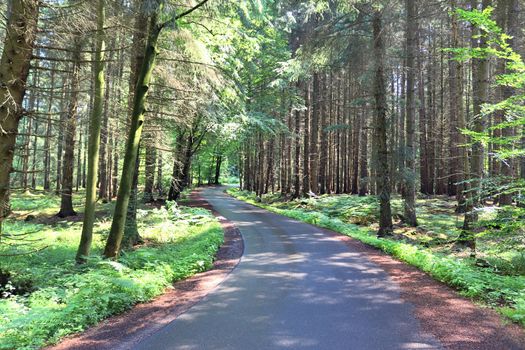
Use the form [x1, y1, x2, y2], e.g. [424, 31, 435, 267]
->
[0, 0, 39, 236]
[143, 139, 156, 202]
[57, 39, 82, 218]
[293, 82, 302, 198]
[498, 0, 518, 206]
[77, 0, 105, 262]
[43, 68, 55, 191]
[403, 0, 418, 226]
[310, 73, 320, 193]
[372, 9, 393, 237]
[302, 81, 310, 196]
[358, 109, 368, 196]
[464, 0, 490, 227]
[214, 154, 222, 185]
[104, 9, 162, 258]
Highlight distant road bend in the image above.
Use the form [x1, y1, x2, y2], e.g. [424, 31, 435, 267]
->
[135, 187, 442, 350]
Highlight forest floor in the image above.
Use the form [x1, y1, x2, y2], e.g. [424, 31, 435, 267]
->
[0, 190, 224, 350]
[228, 188, 525, 328]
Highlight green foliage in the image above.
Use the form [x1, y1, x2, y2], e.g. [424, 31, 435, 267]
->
[454, 7, 525, 194]
[228, 188, 525, 326]
[0, 193, 223, 350]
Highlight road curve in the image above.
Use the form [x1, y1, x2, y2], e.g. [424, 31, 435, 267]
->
[134, 187, 442, 350]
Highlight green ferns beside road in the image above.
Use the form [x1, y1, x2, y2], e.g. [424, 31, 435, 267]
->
[0, 193, 223, 350]
[228, 188, 525, 326]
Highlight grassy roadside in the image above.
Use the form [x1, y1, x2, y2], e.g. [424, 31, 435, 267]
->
[227, 188, 525, 326]
[0, 192, 223, 350]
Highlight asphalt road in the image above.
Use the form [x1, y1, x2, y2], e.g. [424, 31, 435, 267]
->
[134, 187, 442, 350]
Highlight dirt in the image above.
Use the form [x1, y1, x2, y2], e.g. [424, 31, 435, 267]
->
[45, 189, 244, 350]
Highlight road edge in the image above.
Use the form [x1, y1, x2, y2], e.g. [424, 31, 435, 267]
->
[225, 189, 525, 350]
[45, 188, 244, 350]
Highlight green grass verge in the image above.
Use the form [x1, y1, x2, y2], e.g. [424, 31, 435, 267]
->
[0, 195, 223, 350]
[227, 188, 525, 326]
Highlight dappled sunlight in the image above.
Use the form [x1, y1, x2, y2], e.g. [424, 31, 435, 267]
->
[242, 252, 307, 266]
[400, 343, 438, 349]
[272, 335, 319, 348]
[135, 188, 442, 350]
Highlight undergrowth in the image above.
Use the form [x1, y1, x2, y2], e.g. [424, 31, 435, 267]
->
[227, 188, 525, 326]
[0, 193, 223, 350]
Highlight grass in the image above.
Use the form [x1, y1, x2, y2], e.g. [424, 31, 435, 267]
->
[0, 191, 224, 350]
[227, 188, 525, 326]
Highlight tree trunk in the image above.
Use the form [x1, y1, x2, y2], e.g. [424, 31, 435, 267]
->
[104, 10, 162, 258]
[464, 0, 490, 227]
[310, 73, 320, 193]
[293, 82, 302, 198]
[418, 52, 430, 195]
[358, 109, 368, 196]
[372, 9, 393, 237]
[302, 81, 310, 196]
[156, 151, 163, 196]
[98, 76, 110, 202]
[0, 0, 39, 236]
[57, 39, 82, 218]
[403, 0, 418, 226]
[214, 154, 222, 185]
[77, 0, 105, 262]
[43, 68, 55, 191]
[143, 139, 156, 202]
[319, 74, 328, 194]
[123, 149, 142, 248]
[498, 0, 518, 206]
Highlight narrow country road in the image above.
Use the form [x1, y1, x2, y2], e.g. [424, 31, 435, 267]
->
[134, 187, 442, 350]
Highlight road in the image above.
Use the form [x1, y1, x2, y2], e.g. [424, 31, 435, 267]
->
[134, 187, 442, 350]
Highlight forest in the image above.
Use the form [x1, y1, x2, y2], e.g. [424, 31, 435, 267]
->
[1, 0, 525, 349]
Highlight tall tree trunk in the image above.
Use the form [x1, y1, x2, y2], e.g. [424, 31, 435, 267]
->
[143, 139, 156, 202]
[372, 9, 393, 237]
[310, 73, 320, 193]
[448, 0, 468, 213]
[0, 0, 39, 236]
[498, 0, 518, 206]
[352, 110, 361, 195]
[123, 149, 142, 248]
[76, 119, 83, 192]
[358, 109, 368, 196]
[319, 74, 328, 194]
[104, 9, 162, 258]
[57, 39, 82, 218]
[436, 19, 448, 195]
[418, 53, 430, 195]
[55, 93, 66, 195]
[112, 121, 119, 198]
[293, 83, 302, 198]
[22, 79, 35, 193]
[43, 68, 55, 191]
[214, 154, 222, 185]
[77, 0, 105, 262]
[464, 0, 490, 228]
[156, 150, 163, 196]
[168, 139, 184, 201]
[302, 81, 310, 196]
[402, 0, 418, 226]
[98, 78, 110, 202]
